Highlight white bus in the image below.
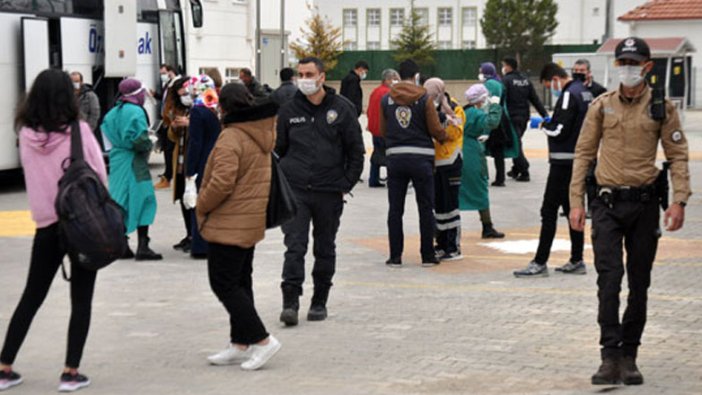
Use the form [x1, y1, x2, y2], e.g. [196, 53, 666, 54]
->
[0, 0, 204, 171]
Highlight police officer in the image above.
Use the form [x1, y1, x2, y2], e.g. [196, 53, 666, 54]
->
[501, 56, 550, 182]
[569, 37, 691, 385]
[514, 62, 590, 278]
[276, 57, 365, 326]
[380, 59, 447, 267]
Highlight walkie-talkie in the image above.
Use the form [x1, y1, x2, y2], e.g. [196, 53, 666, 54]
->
[649, 75, 666, 121]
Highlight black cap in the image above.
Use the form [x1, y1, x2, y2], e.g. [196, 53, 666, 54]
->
[615, 37, 651, 62]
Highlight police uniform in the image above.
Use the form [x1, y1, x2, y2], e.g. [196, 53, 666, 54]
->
[570, 38, 691, 383]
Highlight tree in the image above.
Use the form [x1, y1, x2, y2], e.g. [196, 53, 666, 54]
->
[391, 9, 435, 67]
[481, 0, 558, 65]
[289, 5, 344, 72]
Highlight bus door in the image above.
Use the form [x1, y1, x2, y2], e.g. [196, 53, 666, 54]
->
[159, 11, 186, 74]
[21, 17, 50, 91]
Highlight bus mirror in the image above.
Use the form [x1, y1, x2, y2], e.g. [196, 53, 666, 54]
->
[190, 0, 203, 28]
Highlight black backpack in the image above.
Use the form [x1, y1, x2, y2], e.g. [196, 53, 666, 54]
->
[55, 121, 127, 278]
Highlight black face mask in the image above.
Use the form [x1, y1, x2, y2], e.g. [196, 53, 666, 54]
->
[572, 72, 586, 82]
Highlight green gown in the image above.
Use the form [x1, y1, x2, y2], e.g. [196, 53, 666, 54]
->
[459, 103, 501, 211]
[484, 79, 520, 159]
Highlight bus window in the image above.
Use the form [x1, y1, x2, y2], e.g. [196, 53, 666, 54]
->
[190, 0, 202, 28]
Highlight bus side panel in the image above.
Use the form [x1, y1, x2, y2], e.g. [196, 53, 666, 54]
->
[61, 18, 103, 86]
[136, 22, 160, 128]
[0, 13, 29, 171]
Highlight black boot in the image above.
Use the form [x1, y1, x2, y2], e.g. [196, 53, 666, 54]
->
[482, 223, 505, 239]
[280, 285, 300, 327]
[307, 286, 330, 321]
[135, 226, 163, 261]
[592, 356, 621, 385]
[619, 356, 643, 385]
[120, 237, 135, 259]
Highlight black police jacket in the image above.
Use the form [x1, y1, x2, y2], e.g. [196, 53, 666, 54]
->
[340, 71, 363, 116]
[503, 71, 549, 121]
[542, 79, 593, 166]
[275, 87, 365, 193]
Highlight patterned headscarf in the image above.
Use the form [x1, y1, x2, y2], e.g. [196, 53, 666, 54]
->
[480, 62, 500, 81]
[187, 74, 219, 108]
[423, 78, 459, 125]
[464, 84, 489, 105]
[119, 78, 146, 106]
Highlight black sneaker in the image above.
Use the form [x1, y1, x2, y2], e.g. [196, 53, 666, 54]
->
[555, 260, 587, 274]
[385, 257, 402, 268]
[172, 237, 191, 252]
[58, 372, 90, 392]
[491, 180, 506, 187]
[438, 250, 463, 261]
[0, 370, 22, 391]
[513, 261, 549, 278]
[515, 173, 530, 182]
[421, 255, 440, 267]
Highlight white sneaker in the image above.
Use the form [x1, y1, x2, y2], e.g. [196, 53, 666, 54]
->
[207, 344, 252, 365]
[240, 336, 282, 371]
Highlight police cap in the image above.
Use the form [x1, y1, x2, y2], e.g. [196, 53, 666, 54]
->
[615, 37, 651, 62]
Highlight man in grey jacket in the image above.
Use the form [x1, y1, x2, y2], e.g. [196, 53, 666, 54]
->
[71, 71, 101, 131]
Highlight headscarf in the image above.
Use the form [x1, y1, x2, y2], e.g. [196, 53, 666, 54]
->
[464, 84, 489, 105]
[119, 78, 146, 106]
[480, 62, 500, 81]
[423, 78, 459, 125]
[188, 74, 219, 108]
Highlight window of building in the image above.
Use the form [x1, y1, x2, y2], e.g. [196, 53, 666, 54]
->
[462, 40, 476, 49]
[415, 8, 429, 26]
[367, 41, 380, 50]
[344, 41, 358, 51]
[438, 41, 452, 50]
[390, 8, 405, 27]
[462, 7, 477, 28]
[367, 8, 380, 27]
[343, 9, 357, 27]
[225, 67, 240, 84]
[438, 7, 452, 26]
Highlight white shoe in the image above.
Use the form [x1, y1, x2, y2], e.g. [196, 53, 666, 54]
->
[240, 336, 282, 371]
[207, 344, 252, 365]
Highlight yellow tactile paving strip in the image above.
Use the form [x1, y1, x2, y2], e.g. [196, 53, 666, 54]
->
[0, 210, 35, 237]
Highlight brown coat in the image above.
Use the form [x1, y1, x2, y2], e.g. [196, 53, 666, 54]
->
[196, 103, 277, 248]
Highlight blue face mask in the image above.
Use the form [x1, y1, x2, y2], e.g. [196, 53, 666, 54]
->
[550, 79, 562, 98]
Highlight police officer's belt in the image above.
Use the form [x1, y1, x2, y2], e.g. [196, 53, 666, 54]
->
[597, 184, 657, 203]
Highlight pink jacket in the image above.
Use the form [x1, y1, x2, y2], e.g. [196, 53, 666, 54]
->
[19, 121, 107, 228]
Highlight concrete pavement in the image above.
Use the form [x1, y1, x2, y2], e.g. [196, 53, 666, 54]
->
[0, 111, 701, 394]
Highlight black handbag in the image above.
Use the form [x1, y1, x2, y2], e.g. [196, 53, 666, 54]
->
[266, 153, 298, 229]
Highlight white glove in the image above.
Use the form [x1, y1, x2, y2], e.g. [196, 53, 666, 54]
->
[489, 96, 500, 105]
[542, 125, 562, 137]
[183, 174, 198, 209]
[477, 135, 489, 143]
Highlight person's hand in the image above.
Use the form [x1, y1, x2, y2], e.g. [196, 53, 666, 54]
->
[173, 116, 189, 128]
[477, 135, 489, 143]
[489, 96, 500, 105]
[569, 207, 586, 232]
[183, 175, 198, 209]
[664, 203, 685, 231]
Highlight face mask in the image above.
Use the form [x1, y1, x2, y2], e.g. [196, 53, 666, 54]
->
[572, 72, 586, 82]
[433, 98, 441, 108]
[297, 77, 321, 96]
[73, 82, 81, 90]
[501, 67, 508, 75]
[391, 79, 399, 86]
[478, 73, 486, 82]
[180, 95, 193, 107]
[617, 65, 645, 88]
[360, 72, 367, 80]
[160, 74, 169, 84]
[550, 79, 562, 98]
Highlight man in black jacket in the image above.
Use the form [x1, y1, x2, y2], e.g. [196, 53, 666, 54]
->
[271, 67, 298, 106]
[514, 63, 591, 278]
[572, 59, 607, 98]
[340, 60, 369, 116]
[501, 57, 549, 182]
[276, 57, 365, 326]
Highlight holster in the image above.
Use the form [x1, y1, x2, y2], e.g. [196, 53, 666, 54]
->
[655, 161, 671, 210]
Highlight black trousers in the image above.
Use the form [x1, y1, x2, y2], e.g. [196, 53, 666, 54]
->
[208, 243, 268, 345]
[510, 118, 529, 174]
[534, 164, 584, 265]
[387, 155, 435, 260]
[434, 158, 462, 254]
[160, 126, 175, 181]
[591, 198, 660, 359]
[492, 148, 505, 184]
[281, 188, 344, 294]
[1, 224, 97, 368]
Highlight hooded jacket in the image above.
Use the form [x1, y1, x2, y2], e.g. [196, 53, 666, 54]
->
[196, 101, 278, 248]
[275, 87, 365, 193]
[379, 81, 447, 157]
[19, 121, 107, 228]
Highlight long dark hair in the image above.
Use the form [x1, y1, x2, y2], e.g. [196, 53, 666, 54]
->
[167, 76, 190, 112]
[15, 69, 79, 132]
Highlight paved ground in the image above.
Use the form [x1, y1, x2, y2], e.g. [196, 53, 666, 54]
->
[1, 111, 701, 394]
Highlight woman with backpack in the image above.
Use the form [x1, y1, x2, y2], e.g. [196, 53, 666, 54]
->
[0, 69, 106, 392]
[197, 83, 281, 370]
[101, 78, 163, 261]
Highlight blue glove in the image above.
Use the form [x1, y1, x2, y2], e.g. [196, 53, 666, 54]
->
[544, 116, 552, 123]
[529, 116, 543, 129]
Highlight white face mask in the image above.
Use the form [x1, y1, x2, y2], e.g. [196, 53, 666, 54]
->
[501, 67, 508, 75]
[160, 74, 169, 85]
[617, 65, 645, 88]
[180, 95, 193, 107]
[478, 73, 486, 82]
[297, 77, 321, 96]
[360, 71, 367, 80]
[73, 82, 81, 90]
[391, 79, 399, 86]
